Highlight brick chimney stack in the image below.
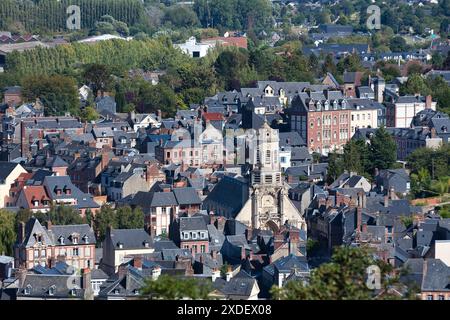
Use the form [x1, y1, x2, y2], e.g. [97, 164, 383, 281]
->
[425, 95, 432, 109]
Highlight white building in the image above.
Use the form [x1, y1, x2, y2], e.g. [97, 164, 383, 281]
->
[174, 37, 214, 58]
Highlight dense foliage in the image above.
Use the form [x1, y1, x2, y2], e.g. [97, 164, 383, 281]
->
[0, 209, 16, 256]
[271, 246, 416, 300]
[0, 0, 144, 33]
[93, 205, 144, 242]
[327, 126, 397, 183]
[140, 274, 213, 299]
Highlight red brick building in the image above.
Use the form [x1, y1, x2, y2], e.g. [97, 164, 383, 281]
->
[289, 91, 351, 154]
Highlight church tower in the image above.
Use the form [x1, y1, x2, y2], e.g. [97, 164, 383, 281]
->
[235, 120, 306, 232]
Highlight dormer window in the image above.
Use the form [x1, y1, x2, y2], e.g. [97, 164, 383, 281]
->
[83, 235, 89, 243]
[63, 186, 71, 195]
[316, 101, 322, 111]
[183, 232, 189, 240]
[72, 236, 78, 245]
[49, 285, 56, 296]
[59, 236, 64, 245]
[143, 241, 149, 248]
[113, 289, 120, 295]
[192, 232, 198, 240]
[117, 242, 123, 249]
[341, 100, 347, 109]
[70, 289, 77, 296]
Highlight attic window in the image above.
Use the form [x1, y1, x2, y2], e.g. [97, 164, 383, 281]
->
[143, 241, 150, 248]
[117, 242, 123, 249]
[72, 236, 78, 245]
[114, 289, 120, 295]
[59, 236, 64, 245]
[83, 235, 89, 243]
[49, 285, 56, 296]
[70, 289, 77, 296]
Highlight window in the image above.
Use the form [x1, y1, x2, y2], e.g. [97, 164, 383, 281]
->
[49, 285, 55, 296]
[73, 248, 79, 256]
[192, 232, 198, 240]
[34, 249, 39, 258]
[310, 121, 314, 129]
[427, 295, 433, 300]
[41, 249, 46, 257]
[333, 117, 337, 125]
[438, 295, 445, 300]
[85, 248, 90, 257]
[201, 245, 206, 253]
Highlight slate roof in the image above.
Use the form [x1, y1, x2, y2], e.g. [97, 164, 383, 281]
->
[20, 218, 54, 247]
[109, 228, 153, 250]
[422, 259, 450, 292]
[17, 274, 85, 299]
[48, 224, 95, 246]
[180, 216, 208, 232]
[279, 132, 306, 147]
[172, 187, 202, 205]
[203, 176, 249, 219]
[0, 162, 20, 182]
[131, 191, 178, 208]
[213, 270, 257, 298]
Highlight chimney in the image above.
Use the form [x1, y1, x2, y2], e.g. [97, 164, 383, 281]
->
[46, 220, 52, 230]
[101, 150, 109, 169]
[157, 109, 162, 121]
[18, 222, 26, 244]
[240, 246, 246, 260]
[425, 95, 432, 109]
[274, 234, 284, 251]
[133, 256, 143, 270]
[384, 195, 389, 207]
[82, 268, 94, 300]
[389, 187, 395, 200]
[362, 223, 368, 233]
[16, 267, 27, 287]
[211, 268, 221, 282]
[356, 207, 362, 233]
[225, 266, 233, 282]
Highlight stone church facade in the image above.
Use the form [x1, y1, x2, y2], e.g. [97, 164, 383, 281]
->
[235, 122, 307, 232]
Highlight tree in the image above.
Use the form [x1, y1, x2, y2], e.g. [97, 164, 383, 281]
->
[271, 246, 415, 300]
[22, 75, 79, 116]
[369, 126, 397, 172]
[343, 139, 370, 176]
[327, 150, 345, 184]
[0, 209, 16, 256]
[401, 74, 430, 97]
[116, 206, 144, 229]
[46, 205, 84, 225]
[407, 63, 423, 76]
[140, 275, 213, 299]
[163, 5, 200, 28]
[93, 205, 118, 242]
[80, 106, 99, 122]
[322, 54, 337, 76]
[389, 36, 409, 52]
[83, 64, 113, 97]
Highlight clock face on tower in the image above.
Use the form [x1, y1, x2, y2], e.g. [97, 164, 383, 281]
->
[262, 194, 275, 208]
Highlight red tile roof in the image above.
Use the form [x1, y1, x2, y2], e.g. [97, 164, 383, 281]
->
[22, 186, 51, 209]
[202, 112, 224, 121]
[204, 37, 248, 49]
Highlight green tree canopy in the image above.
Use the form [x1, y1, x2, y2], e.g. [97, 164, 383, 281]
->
[0, 209, 16, 256]
[140, 275, 213, 299]
[22, 75, 79, 116]
[271, 246, 415, 300]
